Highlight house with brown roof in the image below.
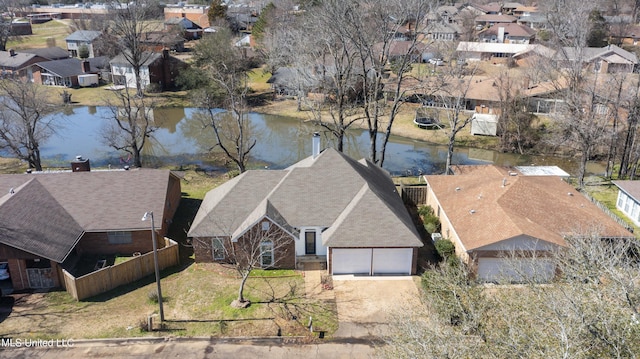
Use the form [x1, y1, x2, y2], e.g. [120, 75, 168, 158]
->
[478, 23, 536, 44]
[424, 165, 634, 282]
[0, 49, 48, 81]
[0, 163, 181, 295]
[188, 135, 424, 275]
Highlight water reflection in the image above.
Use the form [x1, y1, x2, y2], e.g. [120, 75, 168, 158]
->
[24, 106, 597, 176]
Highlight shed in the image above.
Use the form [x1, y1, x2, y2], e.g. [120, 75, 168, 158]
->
[471, 113, 498, 136]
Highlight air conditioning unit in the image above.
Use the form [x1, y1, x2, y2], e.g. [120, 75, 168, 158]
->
[431, 233, 442, 242]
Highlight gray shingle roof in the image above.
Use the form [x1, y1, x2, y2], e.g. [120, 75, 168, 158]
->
[0, 169, 177, 261]
[0, 51, 37, 69]
[109, 52, 162, 67]
[35, 56, 108, 78]
[19, 47, 70, 60]
[65, 30, 102, 42]
[188, 148, 423, 248]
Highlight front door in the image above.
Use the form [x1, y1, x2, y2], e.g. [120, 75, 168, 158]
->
[305, 231, 316, 255]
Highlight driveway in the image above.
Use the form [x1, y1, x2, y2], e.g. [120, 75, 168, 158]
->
[331, 276, 421, 338]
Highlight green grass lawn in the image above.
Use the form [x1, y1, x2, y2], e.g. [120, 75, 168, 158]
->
[585, 181, 640, 235]
[8, 19, 71, 50]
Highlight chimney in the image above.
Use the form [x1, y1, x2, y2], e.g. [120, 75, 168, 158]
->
[80, 60, 91, 73]
[81, 60, 90, 73]
[9, 49, 15, 57]
[497, 26, 505, 43]
[312, 132, 321, 159]
[71, 155, 91, 172]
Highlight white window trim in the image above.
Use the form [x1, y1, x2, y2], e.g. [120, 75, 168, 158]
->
[260, 240, 274, 267]
[212, 238, 225, 260]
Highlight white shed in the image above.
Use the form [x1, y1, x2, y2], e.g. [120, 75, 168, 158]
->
[471, 113, 498, 136]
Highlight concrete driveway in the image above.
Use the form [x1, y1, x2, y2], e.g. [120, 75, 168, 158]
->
[331, 276, 421, 338]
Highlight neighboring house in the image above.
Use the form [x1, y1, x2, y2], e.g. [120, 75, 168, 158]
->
[32, 56, 108, 87]
[556, 45, 638, 74]
[456, 41, 531, 61]
[613, 181, 640, 227]
[512, 5, 538, 18]
[478, 23, 536, 44]
[164, 3, 211, 28]
[475, 14, 517, 29]
[164, 17, 203, 40]
[424, 165, 634, 282]
[65, 30, 102, 58]
[110, 50, 186, 90]
[18, 46, 70, 60]
[188, 136, 424, 276]
[0, 49, 48, 81]
[140, 31, 185, 52]
[10, 19, 32, 35]
[0, 164, 181, 293]
[426, 22, 460, 42]
[609, 23, 640, 46]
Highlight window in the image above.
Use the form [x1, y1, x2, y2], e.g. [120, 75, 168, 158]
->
[212, 238, 225, 260]
[108, 231, 132, 244]
[261, 221, 270, 231]
[618, 193, 624, 208]
[260, 240, 274, 267]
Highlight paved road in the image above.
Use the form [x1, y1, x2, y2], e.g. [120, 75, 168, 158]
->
[0, 337, 379, 359]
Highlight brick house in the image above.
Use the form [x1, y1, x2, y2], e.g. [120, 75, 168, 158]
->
[110, 49, 186, 91]
[188, 135, 424, 275]
[0, 163, 181, 293]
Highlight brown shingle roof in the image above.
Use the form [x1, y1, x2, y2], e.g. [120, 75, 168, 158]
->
[0, 169, 178, 261]
[425, 166, 633, 251]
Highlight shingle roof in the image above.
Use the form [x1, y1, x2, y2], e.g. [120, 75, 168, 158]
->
[19, 47, 69, 60]
[65, 30, 102, 42]
[425, 166, 634, 251]
[188, 148, 423, 248]
[109, 52, 162, 67]
[35, 56, 108, 77]
[613, 180, 640, 203]
[0, 169, 177, 261]
[479, 23, 536, 38]
[476, 14, 517, 22]
[0, 51, 38, 69]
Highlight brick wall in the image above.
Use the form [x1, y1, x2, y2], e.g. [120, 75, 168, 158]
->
[76, 230, 161, 256]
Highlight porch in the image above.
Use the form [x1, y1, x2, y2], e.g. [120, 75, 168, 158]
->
[296, 255, 327, 271]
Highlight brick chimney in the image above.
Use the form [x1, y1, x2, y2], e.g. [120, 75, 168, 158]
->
[81, 60, 90, 73]
[162, 49, 171, 91]
[71, 155, 90, 172]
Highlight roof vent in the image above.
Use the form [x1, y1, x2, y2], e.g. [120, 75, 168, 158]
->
[455, 187, 461, 191]
[502, 177, 507, 187]
[568, 192, 573, 196]
[9, 188, 14, 194]
[469, 209, 476, 214]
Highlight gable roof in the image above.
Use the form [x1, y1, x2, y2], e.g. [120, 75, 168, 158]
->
[476, 14, 517, 23]
[479, 23, 536, 38]
[457, 41, 530, 54]
[0, 169, 177, 261]
[0, 51, 39, 69]
[188, 148, 423, 248]
[557, 45, 638, 64]
[425, 165, 633, 251]
[65, 30, 102, 42]
[35, 56, 108, 77]
[19, 47, 69, 60]
[613, 180, 640, 203]
[110, 52, 162, 67]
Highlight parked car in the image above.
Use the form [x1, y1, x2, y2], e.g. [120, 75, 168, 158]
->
[428, 58, 444, 66]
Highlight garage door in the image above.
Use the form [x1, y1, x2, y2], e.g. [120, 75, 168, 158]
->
[332, 249, 372, 275]
[372, 248, 413, 275]
[478, 257, 555, 283]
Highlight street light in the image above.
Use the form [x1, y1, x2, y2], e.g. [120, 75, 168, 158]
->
[142, 211, 164, 322]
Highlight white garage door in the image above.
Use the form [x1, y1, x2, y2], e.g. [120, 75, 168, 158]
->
[478, 257, 555, 283]
[332, 249, 372, 275]
[372, 248, 413, 275]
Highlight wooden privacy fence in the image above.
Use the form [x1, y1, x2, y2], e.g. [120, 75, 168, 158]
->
[398, 184, 428, 206]
[62, 238, 180, 301]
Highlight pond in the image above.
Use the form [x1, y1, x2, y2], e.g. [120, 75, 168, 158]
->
[33, 106, 600, 176]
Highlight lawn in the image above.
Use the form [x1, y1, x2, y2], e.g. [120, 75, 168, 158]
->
[7, 19, 72, 50]
[0, 263, 337, 339]
[584, 181, 640, 235]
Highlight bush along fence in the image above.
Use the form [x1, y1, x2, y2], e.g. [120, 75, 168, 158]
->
[578, 189, 635, 234]
[61, 238, 180, 301]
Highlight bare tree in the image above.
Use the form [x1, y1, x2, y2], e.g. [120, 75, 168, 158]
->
[109, 0, 162, 97]
[101, 87, 156, 168]
[382, 228, 640, 358]
[193, 216, 294, 308]
[189, 28, 256, 173]
[0, 0, 30, 51]
[0, 79, 58, 171]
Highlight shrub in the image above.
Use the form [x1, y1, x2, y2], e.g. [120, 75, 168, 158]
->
[435, 239, 456, 259]
[418, 205, 434, 217]
[138, 317, 150, 332]
[147, 289, 159, 303]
